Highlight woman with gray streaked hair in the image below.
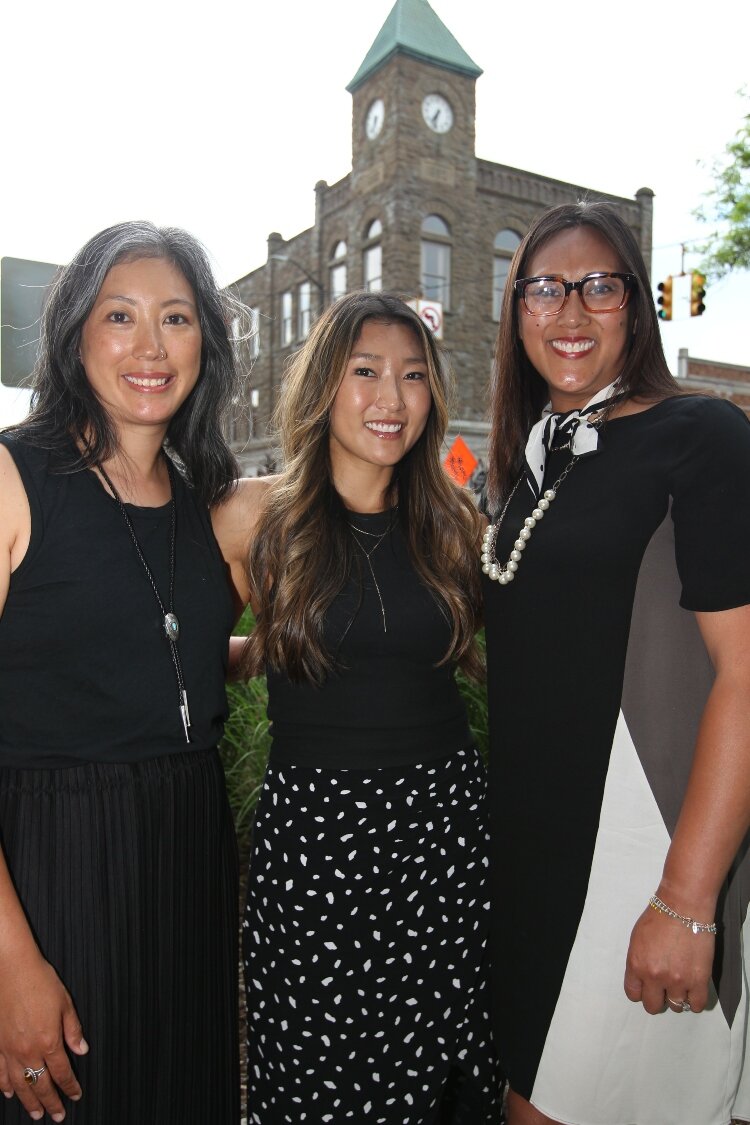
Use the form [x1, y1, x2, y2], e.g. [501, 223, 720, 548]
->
[0, 221, 246, 1124]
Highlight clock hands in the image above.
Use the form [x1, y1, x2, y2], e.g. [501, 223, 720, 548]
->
[422, 95, 452, 133]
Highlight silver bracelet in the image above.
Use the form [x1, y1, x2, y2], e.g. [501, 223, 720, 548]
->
[649, 894, 718, 935]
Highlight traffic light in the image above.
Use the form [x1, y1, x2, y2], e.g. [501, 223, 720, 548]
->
[690, 271, 706, 317]
[657, 276, 673, 321]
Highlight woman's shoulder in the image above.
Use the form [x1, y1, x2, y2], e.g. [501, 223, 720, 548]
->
[210, 474, 276, 559]
[650, 392, 749, 429]
[0, 429, 38, 463]
[647, 394, 750, 497]
[0, 440, 27, 502]
[613, 394, 749, 450]
[0, 430, 64, 492]
[0, 441, 32, 592]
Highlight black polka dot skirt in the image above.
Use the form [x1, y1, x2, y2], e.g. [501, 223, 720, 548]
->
[243, 746, 503, 1123]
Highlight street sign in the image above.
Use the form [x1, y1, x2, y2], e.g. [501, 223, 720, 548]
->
[1, 257, 60, 387]
[416, 299, 443, 338]
[406, 298, 444, 339]
[444, 435, 478, 487]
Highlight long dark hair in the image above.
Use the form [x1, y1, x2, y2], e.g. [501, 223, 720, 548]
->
[487, 201, 679, 510]
[8, 221, 246, 504]
[242, 291, 483, 684]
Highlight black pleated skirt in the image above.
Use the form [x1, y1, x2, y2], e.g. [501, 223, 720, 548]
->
[243, 746, 503, 1124]
[0, 749, 240, 1124]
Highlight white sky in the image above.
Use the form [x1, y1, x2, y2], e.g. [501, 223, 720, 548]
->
[2, 0, 748, 378]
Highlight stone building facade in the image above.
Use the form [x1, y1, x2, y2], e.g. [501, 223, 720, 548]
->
[232, 0, 653, 471]
[677, 349, 750, 414]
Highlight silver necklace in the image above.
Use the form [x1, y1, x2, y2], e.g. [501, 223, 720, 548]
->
[481, 452, 579, 586]
[98, 458, 191, 741]
[348, 514, 395, 633]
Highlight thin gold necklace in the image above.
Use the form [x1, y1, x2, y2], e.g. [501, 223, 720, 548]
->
[348, 512, 396, 633]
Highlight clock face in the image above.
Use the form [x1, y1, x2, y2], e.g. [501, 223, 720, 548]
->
[422, 93, 453, 134]
[365, 98, 384, 140]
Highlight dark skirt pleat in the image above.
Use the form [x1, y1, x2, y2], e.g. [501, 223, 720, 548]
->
[0, 749, 240, 1124]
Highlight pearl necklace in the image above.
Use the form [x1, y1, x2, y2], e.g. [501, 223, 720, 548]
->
[481, 452, 579, 585]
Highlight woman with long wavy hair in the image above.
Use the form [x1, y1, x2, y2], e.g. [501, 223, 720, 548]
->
[214, 291, 503, 1122]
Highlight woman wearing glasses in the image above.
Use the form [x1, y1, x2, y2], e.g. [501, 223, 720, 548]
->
[483, 202, 750, 1125]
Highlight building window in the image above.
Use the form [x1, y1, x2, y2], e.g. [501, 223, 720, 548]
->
[330, 240, 347, 301]
[493, 229, 522, 320]
[248, 308, 260, 359]
[420, 214, 451, 310]
[297, 282, 312, 339]
[280, 290, 293, 346]
[363, 218, 383, 292]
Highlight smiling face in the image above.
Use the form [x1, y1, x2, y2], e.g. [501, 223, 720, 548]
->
[517, 225, 632, 412]
[79, 256, 202, 439]
[328, 318, 432, 488]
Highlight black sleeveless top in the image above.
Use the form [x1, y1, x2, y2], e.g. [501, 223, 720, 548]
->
[0, 434, 234, 767]
[266, 509, 474, 769]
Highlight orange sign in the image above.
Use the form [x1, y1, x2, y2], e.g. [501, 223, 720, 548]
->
[443, 435, 478, 487]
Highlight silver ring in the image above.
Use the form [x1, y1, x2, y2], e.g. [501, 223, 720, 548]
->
[23, 1065, 47, 1087]
[666, 995, 691, 1012]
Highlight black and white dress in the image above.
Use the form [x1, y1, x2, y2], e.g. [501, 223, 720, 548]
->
[243, 511, 502, 1124]
[484, 397, 750, 1125]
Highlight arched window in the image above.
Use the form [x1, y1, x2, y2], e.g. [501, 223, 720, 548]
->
[330, 240, 347, 301]
[493, 228, 522, 320]
[420, 214, 451, 309]
[363, 219, 383, 292]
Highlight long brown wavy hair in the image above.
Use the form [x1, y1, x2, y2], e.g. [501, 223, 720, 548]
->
[242, 291, 483, 684]
[486, 201, 680, 513]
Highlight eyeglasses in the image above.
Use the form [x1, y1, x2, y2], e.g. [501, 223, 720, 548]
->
[514, 272, 637, 316]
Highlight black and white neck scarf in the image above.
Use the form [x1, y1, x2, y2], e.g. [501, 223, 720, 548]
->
[523, 380, 624, 500]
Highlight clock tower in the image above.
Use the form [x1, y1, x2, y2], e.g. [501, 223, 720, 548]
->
[348, 0, 481, 193]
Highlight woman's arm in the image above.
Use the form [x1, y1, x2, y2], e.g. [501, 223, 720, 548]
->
[0, 445, 87, 1120]
[211, 475, 273, 619]
[212, 475, 274, 679]
[624, 602, 750, 1013]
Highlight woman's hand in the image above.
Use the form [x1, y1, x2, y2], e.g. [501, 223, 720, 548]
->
[625, 604, 750, 1017]
[624, 900, 715, 1014]
[0, 946, 88, 1121]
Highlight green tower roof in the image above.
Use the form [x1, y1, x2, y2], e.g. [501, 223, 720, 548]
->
[347, 0, 482, 92]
